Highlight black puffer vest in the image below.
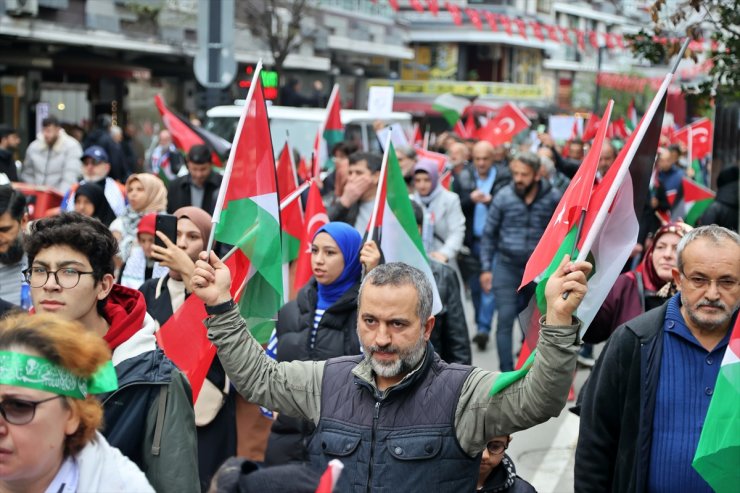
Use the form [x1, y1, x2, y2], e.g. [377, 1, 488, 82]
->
[308, 343, 480, 492]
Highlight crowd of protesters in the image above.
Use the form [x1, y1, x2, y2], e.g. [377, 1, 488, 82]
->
[0, 110, 737, 493]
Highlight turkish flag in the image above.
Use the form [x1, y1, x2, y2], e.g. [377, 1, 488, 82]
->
[531, 21, 545, 42]
[294, 181, 328, 290]
[483, 10, 497, 31]
[582, 113, 601, 142]
[559, 26, 573, 45]
[515, 19, 527, 39]
[465, 8, 483, 30]
[477, 103, 531, 146]
[409, 0, 424, 13]
[446, 2, 462, 26]
[545, 23, 560, 42]
[426, 0, 439, 15]
[674, 118, 713, 160]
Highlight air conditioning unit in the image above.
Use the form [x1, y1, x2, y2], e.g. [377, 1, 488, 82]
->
[6, 0, 39, 17]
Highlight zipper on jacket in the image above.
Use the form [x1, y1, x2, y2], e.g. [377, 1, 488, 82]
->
[366, 400, 381, 492]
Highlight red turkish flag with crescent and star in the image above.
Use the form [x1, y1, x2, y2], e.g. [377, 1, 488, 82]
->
[674, 118, 713, 160]
[476, 103, 531, 146]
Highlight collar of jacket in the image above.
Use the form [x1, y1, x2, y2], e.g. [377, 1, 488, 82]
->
[480, 454, 517, 492]
[351, 340, 435, 400]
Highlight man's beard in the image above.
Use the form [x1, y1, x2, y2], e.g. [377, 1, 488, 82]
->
[361, 330, 427, 378]
[681, 290, 738, 332]
[0, 235, 24, 265]
[514, 180, 536, 198]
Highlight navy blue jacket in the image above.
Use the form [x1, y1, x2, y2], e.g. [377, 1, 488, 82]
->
[479, 179, 560, 271]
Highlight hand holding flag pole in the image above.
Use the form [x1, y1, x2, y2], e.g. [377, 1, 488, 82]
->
[206, 60, 264, 256]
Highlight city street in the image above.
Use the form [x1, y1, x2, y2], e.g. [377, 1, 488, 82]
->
[465, 300, 594, 493]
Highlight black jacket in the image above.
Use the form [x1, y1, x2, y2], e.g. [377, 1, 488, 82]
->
[166, 170, 222, 215]
[575, 304, 668, 493]
[429, 260, 471, 365]
[452, 162, 512, 247]
[0, 148, 18, 182]
[265, 279, 361, 466]
[698, 170, 738, 230]
[479, 455, 537, 493]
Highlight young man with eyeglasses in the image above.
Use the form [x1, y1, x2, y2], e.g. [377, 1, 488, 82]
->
[576, 225, 740, 492]
[24, 212, 199, 493]
[476, 436, 535, 492]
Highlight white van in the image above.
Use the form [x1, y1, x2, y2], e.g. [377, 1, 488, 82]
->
[205, 104, 412, 158]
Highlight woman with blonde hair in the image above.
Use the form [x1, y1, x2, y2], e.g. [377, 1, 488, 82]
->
[109, 173, 168, 264]
[0, 314, 153, 492]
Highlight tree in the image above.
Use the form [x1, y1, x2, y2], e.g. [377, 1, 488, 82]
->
[242, 0, 316, 75]
[627, 0, 739, 104]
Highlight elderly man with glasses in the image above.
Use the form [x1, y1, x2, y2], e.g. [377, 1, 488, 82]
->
[576, 225, 740, 492]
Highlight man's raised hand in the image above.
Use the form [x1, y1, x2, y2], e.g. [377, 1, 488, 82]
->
[191, 251, 233, 307]
[544, 255, 592, 326]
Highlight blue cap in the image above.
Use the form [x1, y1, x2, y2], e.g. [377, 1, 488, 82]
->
[81, 145, 109, 163]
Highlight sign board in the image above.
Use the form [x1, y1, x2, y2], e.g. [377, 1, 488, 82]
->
[35, 102, 49, 135]
[194, 0, 236, 89]
[367, 86, 394, 117]
[367, 79, 543, 100]
[548, 115, 583, 142]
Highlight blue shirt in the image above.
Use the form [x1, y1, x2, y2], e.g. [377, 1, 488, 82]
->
[647, 294, 731, 493]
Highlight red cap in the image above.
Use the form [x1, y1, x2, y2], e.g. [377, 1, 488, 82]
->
[138, 213, 157, 236]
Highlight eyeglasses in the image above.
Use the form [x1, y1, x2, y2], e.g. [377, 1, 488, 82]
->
[486, 440, 509, 455]
[680, 272, 740, 292]
[23, 267, 96, 289]
[0, 396, 64, 425]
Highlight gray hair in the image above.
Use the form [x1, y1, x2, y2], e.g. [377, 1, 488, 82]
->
[676, 225, 740, 272]
[359, 262, 433, 321]
[512, 151, 541, 173]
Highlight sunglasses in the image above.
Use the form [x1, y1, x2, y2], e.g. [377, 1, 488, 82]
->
[0, 395, 64, 425]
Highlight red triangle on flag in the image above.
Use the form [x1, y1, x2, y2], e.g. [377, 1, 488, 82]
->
[155, 252, 249, 401]
[277, 142, 305, 262]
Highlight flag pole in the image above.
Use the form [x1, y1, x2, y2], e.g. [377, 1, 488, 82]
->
[362, 133, 392, 279]
[206, 59, 264, 256]
[568, 100, 614, 260]
[577, 37, 689, 265]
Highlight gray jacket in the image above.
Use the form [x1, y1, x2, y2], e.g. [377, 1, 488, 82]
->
[205, 306, 580, 457]
[22, 129, 82, 191]
[415, 188, 466, 261]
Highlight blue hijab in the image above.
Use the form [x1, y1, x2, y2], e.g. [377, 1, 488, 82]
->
[314, 222, 363, 310]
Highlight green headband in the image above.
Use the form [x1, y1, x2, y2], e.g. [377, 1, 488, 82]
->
[0, 351, 118, 399]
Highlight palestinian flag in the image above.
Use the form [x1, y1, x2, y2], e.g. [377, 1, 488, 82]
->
[692, 315, 740, 493]
[432, 93, 470, 127]
[276, 141, 304, 263]
[154, 94, 231, 166]
[315, 84, 344, 175]
[213, 64, 283, 345]
[156, 252, 249, 401]
[681, 177, 715, 226]
[498, 75, 669, 390]
[626, 99, 637, 133]
[368, 141, 442, 314]
[294, 180, 328, 291]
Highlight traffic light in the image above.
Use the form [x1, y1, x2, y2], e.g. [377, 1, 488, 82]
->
[239, 66, 279, 100]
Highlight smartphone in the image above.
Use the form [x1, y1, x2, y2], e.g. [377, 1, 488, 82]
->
[537, 124, 547, 134]
[154, 214, 178, 248]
